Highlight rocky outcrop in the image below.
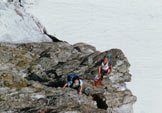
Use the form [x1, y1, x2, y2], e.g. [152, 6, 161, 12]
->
[0, 42, 136, 113]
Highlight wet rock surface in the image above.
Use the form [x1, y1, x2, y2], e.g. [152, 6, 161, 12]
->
[0, 42, 136, 113]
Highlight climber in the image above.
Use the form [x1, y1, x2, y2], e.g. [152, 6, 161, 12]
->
[91, 54, 112, 87]
[92, 53, 112, 86]
[62, 74, 83, 95]
[98, 54, 112, 80]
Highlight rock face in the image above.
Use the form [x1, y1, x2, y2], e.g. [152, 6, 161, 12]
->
[0, 42, 136, 113]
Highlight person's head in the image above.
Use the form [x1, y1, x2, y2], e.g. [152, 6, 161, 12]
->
[73, 76, 80, 83]
[104, 56, 109, 64]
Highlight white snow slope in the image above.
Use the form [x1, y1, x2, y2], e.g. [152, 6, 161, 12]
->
[0, 0, 52, 43]
[25, 0, 162, 113]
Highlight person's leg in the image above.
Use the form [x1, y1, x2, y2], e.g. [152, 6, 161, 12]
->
[97, 70, 106, 86]
[98, 79, 104, 86]
[102, 70, 109, 79]
[101, 70, 105, 80]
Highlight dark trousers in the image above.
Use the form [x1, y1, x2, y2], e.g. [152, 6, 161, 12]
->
[101, 70, 108, 80]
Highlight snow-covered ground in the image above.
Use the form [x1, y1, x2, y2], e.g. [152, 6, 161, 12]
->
[25, 0, 162, 113]
[0, 0, 52, 43]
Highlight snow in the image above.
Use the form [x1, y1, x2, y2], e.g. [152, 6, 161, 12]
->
[25, 0, 162, 113]
[0, 1, 52, 43]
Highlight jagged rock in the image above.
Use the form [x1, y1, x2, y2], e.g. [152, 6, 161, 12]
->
[0, 42, 136, 113]
[73, 43, 96, 55]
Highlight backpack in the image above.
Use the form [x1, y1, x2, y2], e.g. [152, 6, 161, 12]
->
[68, 74, 81, 87]
[67, 74, 78, 82]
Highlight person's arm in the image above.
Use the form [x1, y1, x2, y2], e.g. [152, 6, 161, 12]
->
[62, 83, 68, 90]
[79, 80, 83, 95]
[108, 65, 112, 76]
[98, 66, 102, 78]
[79, 86, 83, 95]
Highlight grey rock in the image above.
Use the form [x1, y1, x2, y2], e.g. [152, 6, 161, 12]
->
[0, 42, 136, 113]
[73, 43, 96, 55]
